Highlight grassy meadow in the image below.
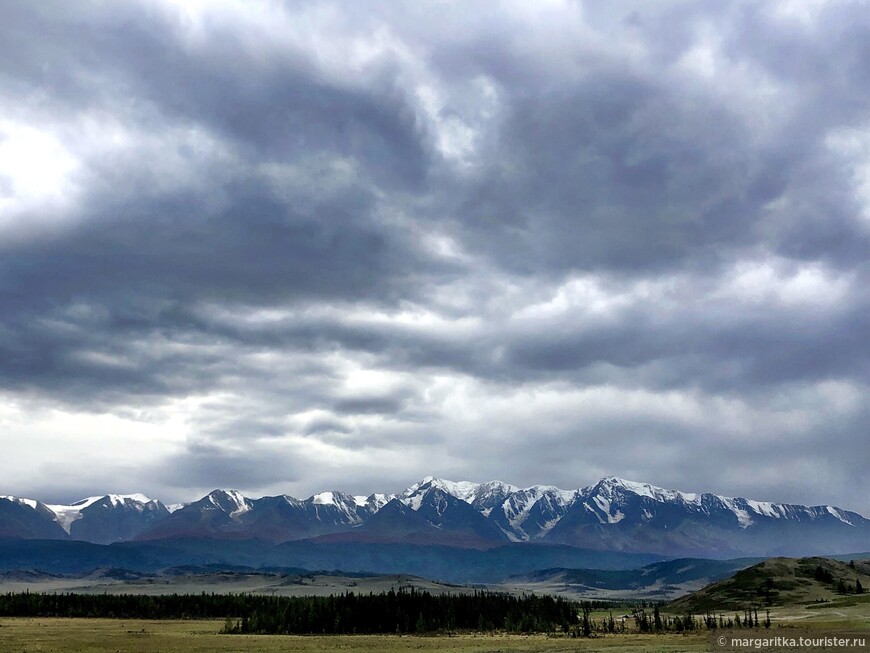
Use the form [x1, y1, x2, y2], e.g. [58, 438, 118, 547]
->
[3, 605, 868, 653]
[0, 618, 711, 653]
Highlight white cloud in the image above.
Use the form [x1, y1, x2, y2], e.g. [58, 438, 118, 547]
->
[0, 119, 80, 229]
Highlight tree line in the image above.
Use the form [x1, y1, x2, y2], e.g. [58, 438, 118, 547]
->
[0, 590, 799, 636]
[572, 603, 773, 638]
[0, 590, 579, 634]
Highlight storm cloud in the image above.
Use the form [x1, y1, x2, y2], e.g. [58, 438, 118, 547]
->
[1, 0, 868, 512]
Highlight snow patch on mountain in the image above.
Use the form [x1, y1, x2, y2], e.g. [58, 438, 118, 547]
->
[489, 484, 576, 540]
[44, 494, 161, 534]
[721, 498, 753, 528]
[826, 506, 854, 526]
[311, 492, 338, 506]
[402, 477, 480, 503]
[745, 499, 784, 519]
[435, 480, 481, 502]
[306, 491, 365, 524]
[469, 480, 521, 506]
[108, 493, 152, 507]
[537, 515, 562, 535]
[404, 490, 425, 511]
[591, 477, 700, 505]
[207, 490, 251, 517]
[0, 495, 38, 510]
[355, 493, 394, 512]
[501, 490, 539, 523]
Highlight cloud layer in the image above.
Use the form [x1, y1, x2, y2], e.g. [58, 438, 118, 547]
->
[1, 0, 868, 512]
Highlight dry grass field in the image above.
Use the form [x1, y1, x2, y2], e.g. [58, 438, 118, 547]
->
[1, 596, 866, 652]
[0, 618, 711, 653]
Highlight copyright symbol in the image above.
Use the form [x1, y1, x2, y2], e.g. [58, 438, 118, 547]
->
[717, 635, 727, 647]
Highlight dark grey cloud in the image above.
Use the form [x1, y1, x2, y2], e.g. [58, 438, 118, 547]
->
[144, 438, 304, 496]
[1, 0, 869, 512]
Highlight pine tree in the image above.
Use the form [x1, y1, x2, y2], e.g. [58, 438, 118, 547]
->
[582, 605, 592, 637]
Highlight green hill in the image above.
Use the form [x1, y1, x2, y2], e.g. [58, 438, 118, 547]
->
[669, 557, 870, 613]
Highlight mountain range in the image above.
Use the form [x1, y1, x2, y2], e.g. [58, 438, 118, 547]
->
[2, 477, 868, 558]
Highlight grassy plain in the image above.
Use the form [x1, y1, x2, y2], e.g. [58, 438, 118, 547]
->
[3, 610, 870, 653]
[0, 617, 711, 653]
[752, 595, 870, 629]
[1, 590, 866, 652]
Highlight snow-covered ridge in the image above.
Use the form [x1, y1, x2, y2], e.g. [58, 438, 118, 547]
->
[354, 493, 394, 511]
[0, 494, 44, 510]
[3, 477, 864, 540]
[400, 477, 520, 509]
[43, 494, 162, 534]
[0, 495, 39, 509]
[827, 506, 854, 526]
[400, 475, 864, 535]
[207, 489, 252, 517]
[577, 477, 861, 529]
[587, 476, 700, 504]
[492, 484, 578, 541]
[401, 476, 487, 503]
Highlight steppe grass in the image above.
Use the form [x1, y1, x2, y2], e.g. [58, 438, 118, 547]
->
[0, 618, 710, 653]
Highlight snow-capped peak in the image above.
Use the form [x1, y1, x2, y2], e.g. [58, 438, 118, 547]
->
[52, 493, 156, 510]
[473, 480, 521, 499]
[311, 491, 343, 506]
[304, 490, 363, 524]
[430, 479, 482, 502]
[112, 493, 153, 505]
[402, 477, 482, 503]
[400, 477, 483, 512]
[525, 484, 578, 505]
[207, 489, 251, 516]
[588, 477, 700, 504]
[305, 490, 365, 509]
[89, 493, 156, 508]
[354, 493, 394, 511]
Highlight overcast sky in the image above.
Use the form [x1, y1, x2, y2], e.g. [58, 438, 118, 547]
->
[1, 0, 869, 511]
